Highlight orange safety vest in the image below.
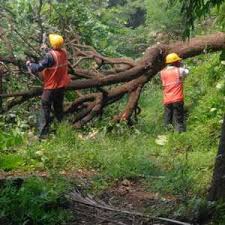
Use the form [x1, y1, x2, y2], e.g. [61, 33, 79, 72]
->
[42, 49, 71, 90]
[160, 67, 184, 105]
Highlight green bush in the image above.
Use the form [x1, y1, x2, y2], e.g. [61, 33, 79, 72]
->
[0, 177, 71, 225]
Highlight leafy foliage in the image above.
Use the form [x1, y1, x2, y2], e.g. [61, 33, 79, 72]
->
[1, 0, 117, 55]
[215, 2, 225, 29]
[0, 129, 23, 152]
[170, 0, 225, 36]
[0, 178, 71, 225]
[145, 0, 183, 39]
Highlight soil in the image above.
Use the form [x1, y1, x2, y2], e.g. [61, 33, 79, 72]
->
[69, 178, 189, 225]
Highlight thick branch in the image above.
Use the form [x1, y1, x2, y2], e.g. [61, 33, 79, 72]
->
[113, 85, 143, 122]
[70, 65, 147, 90]
[167, 32, 225, 59]
[74, 93, 103, 128]
[75, 48, 135, 67]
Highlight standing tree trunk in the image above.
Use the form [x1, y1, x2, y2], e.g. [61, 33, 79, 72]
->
[208, 115, 225, 201]
[0, 67, 3, 113]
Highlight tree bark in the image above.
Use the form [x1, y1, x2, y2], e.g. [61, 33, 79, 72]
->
[208, 115, 225, 201]
[0, 67, 3, 113]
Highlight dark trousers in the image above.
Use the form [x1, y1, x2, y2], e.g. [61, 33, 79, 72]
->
[39, 88, 64, 137]
[164, 101, 186, 132]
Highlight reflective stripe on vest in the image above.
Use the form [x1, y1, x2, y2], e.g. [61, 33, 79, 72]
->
[160, 67, 184, 105]
[42, 49, 71, 90]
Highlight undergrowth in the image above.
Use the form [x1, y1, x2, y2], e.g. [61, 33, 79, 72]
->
[0, 177, 71, 225]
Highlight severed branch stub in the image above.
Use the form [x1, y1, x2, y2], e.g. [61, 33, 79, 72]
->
[1, 32, 225, 127]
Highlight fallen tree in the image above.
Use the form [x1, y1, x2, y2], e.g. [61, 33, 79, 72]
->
[2, 32, 225, 204]
[1, 32, 225, 128]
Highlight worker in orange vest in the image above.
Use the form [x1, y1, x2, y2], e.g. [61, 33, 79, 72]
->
[160, 53, 189, 132]
[26, 34, 71, 138]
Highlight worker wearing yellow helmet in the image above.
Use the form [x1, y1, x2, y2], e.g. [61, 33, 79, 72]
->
[26, 34, 71, 139]
[160, 53, 189, 132]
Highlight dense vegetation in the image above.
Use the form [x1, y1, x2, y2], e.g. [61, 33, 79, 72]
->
[1, 0, 225, 224]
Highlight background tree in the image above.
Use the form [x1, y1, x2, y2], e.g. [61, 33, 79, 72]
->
[170, 0, 225, 36]
[145, 0, 183, 41]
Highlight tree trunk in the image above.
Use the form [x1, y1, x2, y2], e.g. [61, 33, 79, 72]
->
[208, 115, 225, 201]
[0, 67, 3, 113]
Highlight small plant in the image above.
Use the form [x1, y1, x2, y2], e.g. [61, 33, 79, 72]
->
[0, 129, 23, 152]
[0, 154, 24, 171]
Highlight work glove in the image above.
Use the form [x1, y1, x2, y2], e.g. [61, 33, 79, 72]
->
[40, 43, 48, 50]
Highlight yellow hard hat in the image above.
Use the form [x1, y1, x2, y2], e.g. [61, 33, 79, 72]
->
[165, 53, 182, 64]
[49, 34, 64, 49]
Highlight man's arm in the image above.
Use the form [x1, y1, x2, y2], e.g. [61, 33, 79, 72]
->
[26, 53, 54, 74]
[179, 67, 189, 79]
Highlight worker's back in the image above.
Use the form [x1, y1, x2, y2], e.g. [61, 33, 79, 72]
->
[160, 66, 184, 105]
[42, 49, 71, 90]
